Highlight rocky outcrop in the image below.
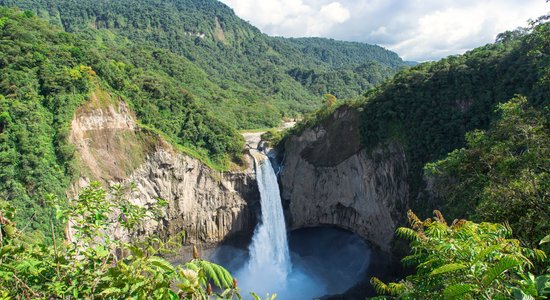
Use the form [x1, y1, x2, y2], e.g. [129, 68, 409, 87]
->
[127, 147, 259, 246]
[69, 90, 154, 183]
[69, 90, 407, 252]
[280, 106, 408, 252]
[69, 90, 259, 247]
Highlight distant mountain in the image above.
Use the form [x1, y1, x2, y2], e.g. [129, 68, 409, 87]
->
[0, 0, 407, 129]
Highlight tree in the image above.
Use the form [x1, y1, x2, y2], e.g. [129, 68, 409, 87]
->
[425, 96, 550, 249]
[323, 93, 337, 107]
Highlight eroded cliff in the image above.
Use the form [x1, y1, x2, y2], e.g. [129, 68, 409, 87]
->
[69, 90, 259, 247]
[280, 106, 408, 252]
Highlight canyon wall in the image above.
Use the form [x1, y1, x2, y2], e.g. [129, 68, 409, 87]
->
[69, 91, 259, 247]
[68, 91, 408, 252]
[126, 148, 259, 246]
[280, 106, 408, 252]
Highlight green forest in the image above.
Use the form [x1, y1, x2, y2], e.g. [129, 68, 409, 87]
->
[0, 0, 549, 298]
[0, 7, 245, 235]
[0, 0, 406, 129]
[0, 0, 402, 235]
[352, 15, 550, 247]
[280, 13, 550, 300]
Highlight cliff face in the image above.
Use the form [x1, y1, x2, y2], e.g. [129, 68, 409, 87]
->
[126, 148, 259, 246]
[69, 91, 259, 247]
[280, 106, 408, 252]
[68, 90, 408, 251]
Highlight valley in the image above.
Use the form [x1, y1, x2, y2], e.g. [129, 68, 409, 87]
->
[0, 1, 548, 299]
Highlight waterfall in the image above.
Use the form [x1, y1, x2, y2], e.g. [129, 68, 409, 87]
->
[224, 151, 369, 300]
[237, 151, 292, 296]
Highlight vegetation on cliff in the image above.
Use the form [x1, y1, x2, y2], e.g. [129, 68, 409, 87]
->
[426, 97, 549, 249]
[358, 16, 549, 199]
[0, 8, 243, 233]
[283, 14, 549, 248]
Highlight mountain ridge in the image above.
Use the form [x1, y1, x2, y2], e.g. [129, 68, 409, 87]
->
[0, 0, 406, 128]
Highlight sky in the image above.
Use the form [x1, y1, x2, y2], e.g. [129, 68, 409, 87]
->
[219, 0, 549, 61]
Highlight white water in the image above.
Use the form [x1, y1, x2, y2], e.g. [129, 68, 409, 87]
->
[237, 153, 292, 297]
[233, 152, 370, 299]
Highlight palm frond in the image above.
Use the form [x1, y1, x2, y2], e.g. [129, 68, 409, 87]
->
[482, 256, 520, 286]
[443, 284, 475, 299]
[430, 263, 467, 276]
[396, 227, 419, 241]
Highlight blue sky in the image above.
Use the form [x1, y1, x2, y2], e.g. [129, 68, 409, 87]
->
[220, 0, 549, 61]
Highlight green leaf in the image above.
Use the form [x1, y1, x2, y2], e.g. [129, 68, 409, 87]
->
[197, 260, 233, 289]
[535, 275, 550, 295]
[163, 290, 178, 300]
[430, 263, 467, 276]
[148, 256, 174, 273]
[473, 244, 500, 263]
[129, 280, 148, 295]
[99, 287, 122, 296]
[482, 256, 520, 286]
[396, 227, 419, 241]
[401, 254, 423, 267]
[539, 234, 550, 245]
[127, 244, 144, 258]
[94, 245, 110, 258]
[512, 288, 536, 300]
[444, 284, 475, 299]
[199, 260, 221, 287]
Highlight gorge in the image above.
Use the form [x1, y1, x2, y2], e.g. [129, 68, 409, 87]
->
[210, 149, 383, 299]
[66, 91, 399, 298]
[0, 1, 548, 299]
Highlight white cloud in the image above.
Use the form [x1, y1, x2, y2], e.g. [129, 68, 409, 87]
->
[220, 0, 549, 61]
[320, 2, 351, 24]
[220, 0, 351, 36]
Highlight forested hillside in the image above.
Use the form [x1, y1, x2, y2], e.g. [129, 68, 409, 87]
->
[357, 17, 549, 206]
[277, 17, 549, 299]
[0, 0, 408, 232]
[360, 17, 550, 249]
[0, 0, 406, 129]
[283, 15, 549, 248]
[0, 8, 243, 233]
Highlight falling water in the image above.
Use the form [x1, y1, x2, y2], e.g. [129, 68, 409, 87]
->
[214, 151, 374, 299]
[227, 150, 371, 299]
[237, 151, 292, 296]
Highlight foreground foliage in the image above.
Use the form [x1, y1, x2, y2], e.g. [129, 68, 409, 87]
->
[0, 183, 243, 299]
[371, 210, 549, 299]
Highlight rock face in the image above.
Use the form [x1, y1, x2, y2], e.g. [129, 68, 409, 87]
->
[127, 148, 259, 246]
[69, 90, 408, 252]
[69, 91, 259, 247]
[280, 106, 408, 252]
